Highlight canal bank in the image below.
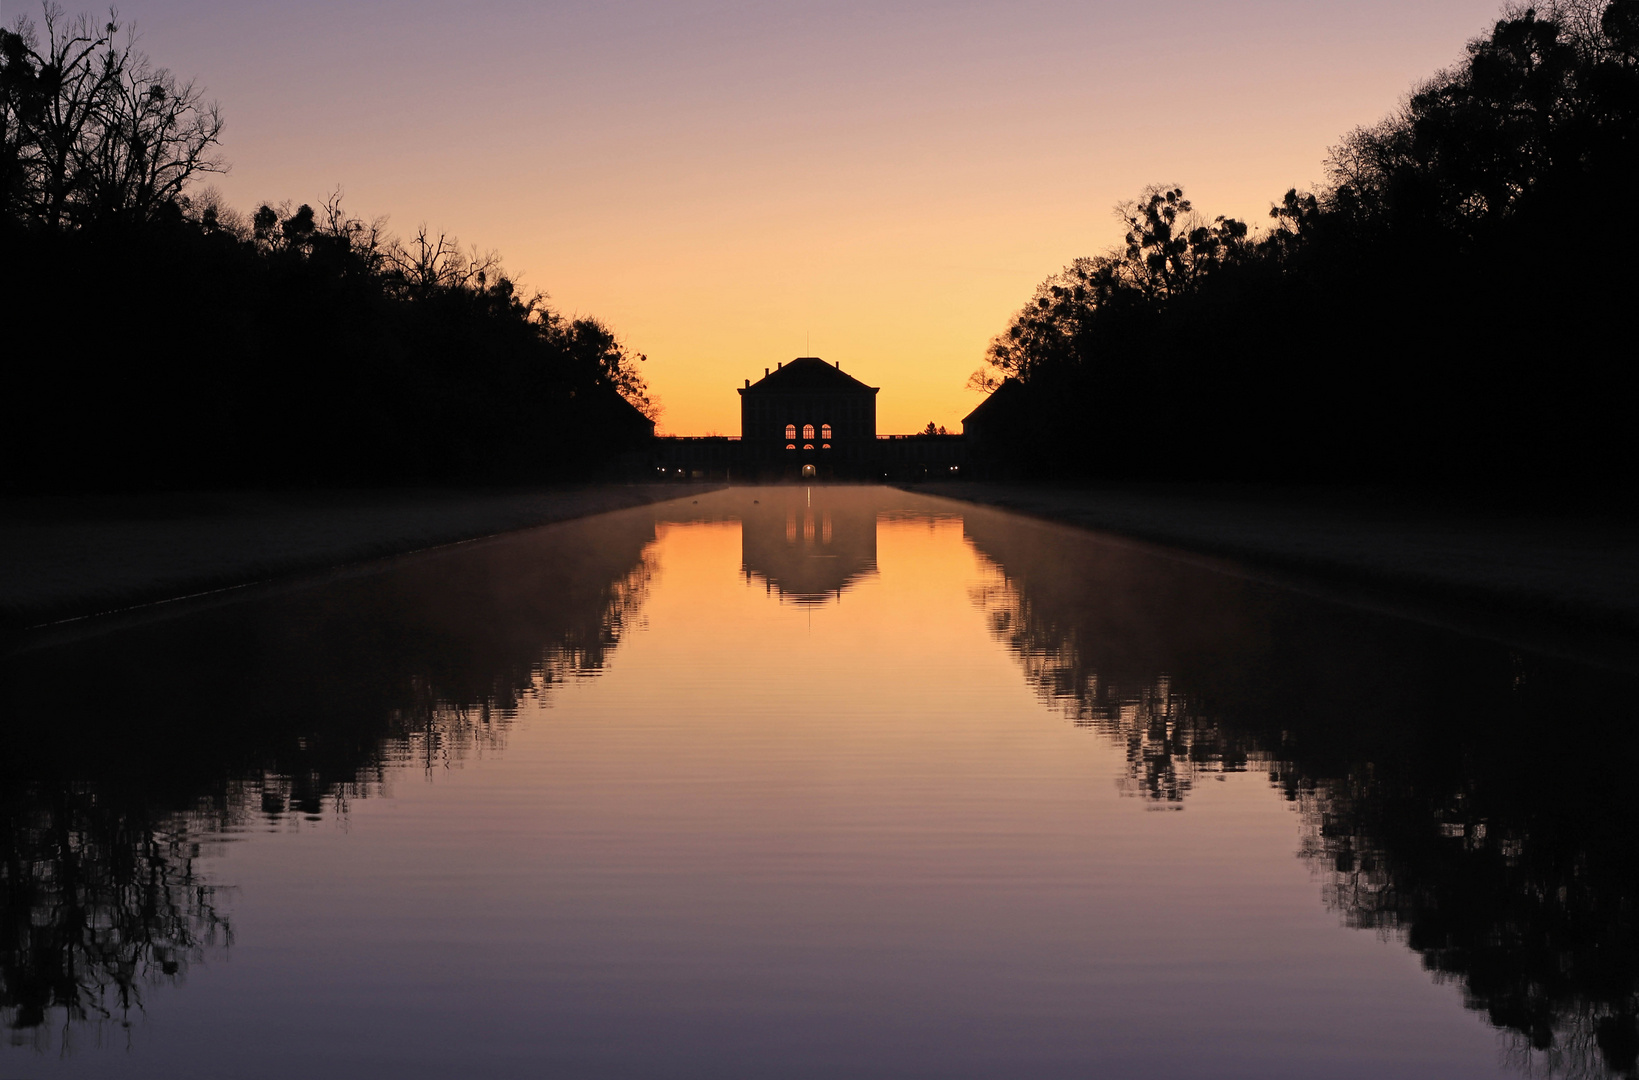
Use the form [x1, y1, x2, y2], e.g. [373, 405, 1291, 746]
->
[0, 484, 722, 635]
[910, 482, 1639, 671]
[9, 481, 1635, 670]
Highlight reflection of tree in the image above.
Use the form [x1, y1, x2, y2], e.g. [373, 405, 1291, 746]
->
[963, 508, 1639, 1078]
[1, 785, 227, 1048]
[971, 564, 1254, 803]
[0, 508, 659, 1045]
[1297, 729, 1639, 1080]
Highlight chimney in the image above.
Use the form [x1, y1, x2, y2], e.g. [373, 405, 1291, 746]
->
[835, 361, 840, 368]
[777, 361, 782, 368]
[744, 378, 750, 388]
[764, 368, 769, 376]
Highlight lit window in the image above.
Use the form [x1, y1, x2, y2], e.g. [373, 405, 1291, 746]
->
[822, 443, 831, 450]
[786, 443, 796, 450]
[803, 424, 815, 440]
[785, 424, 796, 439]
[821, 424, 832, 439]
[803, 443, 814, 451]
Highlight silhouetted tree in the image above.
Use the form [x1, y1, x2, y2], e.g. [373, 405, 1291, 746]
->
[0, 5, 222, 228]
[972, 0, 1639, 486]
[1, 7, 656, 490]
[1114, 186, 1251, 300]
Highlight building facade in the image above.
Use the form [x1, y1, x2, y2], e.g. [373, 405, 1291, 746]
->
[738, 357, 878, 478]
[650, 355, 973, 481]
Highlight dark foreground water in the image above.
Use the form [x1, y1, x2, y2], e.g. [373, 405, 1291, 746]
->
[4, 487, 1637, 1079]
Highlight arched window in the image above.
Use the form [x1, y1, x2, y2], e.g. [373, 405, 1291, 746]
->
[802, 424, 815, 440]
[821, 443, 831, 450]
[803, 443, 814, 451]
[785, 424, 796, 440]
[786, 443, 796, 451]
[820, 424, 832, 439]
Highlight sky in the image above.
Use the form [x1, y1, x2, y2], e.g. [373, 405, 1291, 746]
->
[75, 0, 1507, 434]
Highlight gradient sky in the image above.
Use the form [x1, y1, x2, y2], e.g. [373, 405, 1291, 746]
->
[89, 0, 1505, 433]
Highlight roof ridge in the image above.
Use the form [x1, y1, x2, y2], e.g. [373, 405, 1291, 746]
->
[741, 357, 877, 394]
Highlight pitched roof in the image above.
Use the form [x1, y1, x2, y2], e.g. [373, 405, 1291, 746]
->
[962, 377, 1025, 427]
[743, 357, 877, 394]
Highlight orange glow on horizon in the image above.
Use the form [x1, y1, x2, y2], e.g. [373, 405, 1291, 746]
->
[123, 0, 1508, 433]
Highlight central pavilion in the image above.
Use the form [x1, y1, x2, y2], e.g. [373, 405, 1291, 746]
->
[738, 357, 879, 478]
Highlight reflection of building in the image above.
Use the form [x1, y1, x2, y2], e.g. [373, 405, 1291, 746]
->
[740, 490, 877, 603]
[738, 357, 878, 479]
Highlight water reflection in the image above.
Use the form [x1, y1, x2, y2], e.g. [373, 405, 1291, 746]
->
[6, 489, 1638, 1077]
[0, 785, 227, 1050]
[962, 508, 1639, 1078]
[740, 488, 877, 603]
[0, 509, 660, 1046]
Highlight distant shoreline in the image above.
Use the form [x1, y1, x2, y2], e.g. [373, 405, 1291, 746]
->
[908, 482, 1639, 673]
[0, 484, 721, 644]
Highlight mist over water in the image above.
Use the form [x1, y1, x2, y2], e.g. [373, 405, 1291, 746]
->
[3, 488, 1635, 1079]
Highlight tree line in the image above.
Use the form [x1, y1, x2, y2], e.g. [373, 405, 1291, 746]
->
[1, 6, 655, 490]
[971, 0, 1639, 486]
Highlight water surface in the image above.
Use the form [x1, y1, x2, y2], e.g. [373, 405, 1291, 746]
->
[4, 487, 1636, 1078]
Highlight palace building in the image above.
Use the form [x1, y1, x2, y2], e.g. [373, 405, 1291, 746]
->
[654, 355, 966, 480]
[738, 357, 878, 478]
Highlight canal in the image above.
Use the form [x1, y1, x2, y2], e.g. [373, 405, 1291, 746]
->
[3, 487, 1635, 1078]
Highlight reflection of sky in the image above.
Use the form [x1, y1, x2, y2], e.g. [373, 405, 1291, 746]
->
[111, 0, 1500, 432]
[2, 487, 1520, 1077]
